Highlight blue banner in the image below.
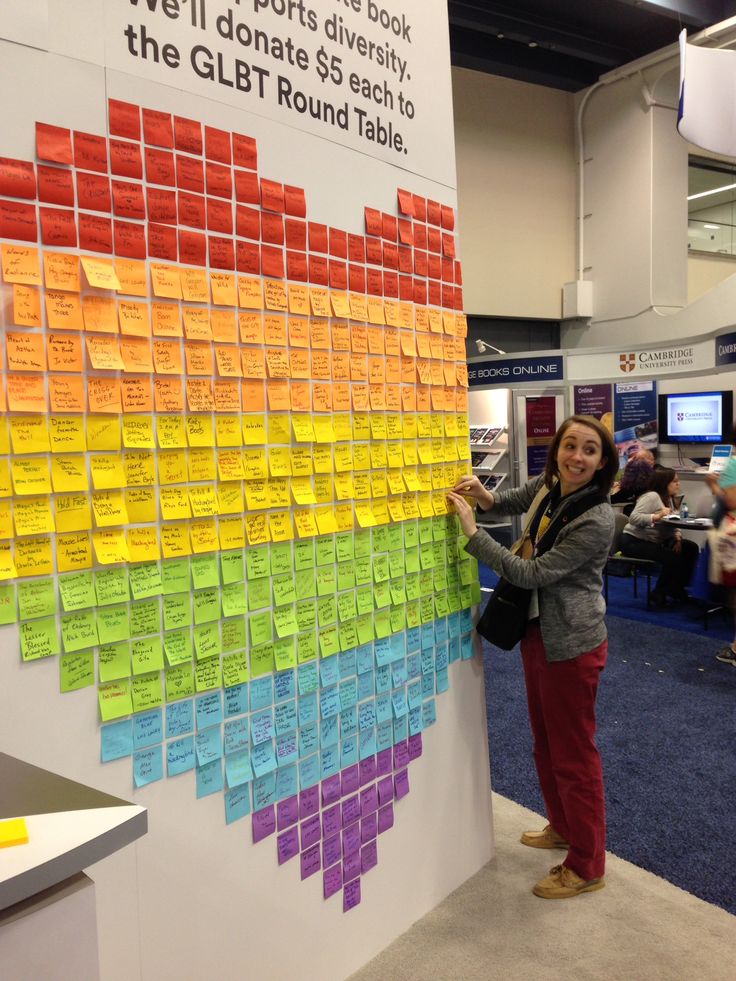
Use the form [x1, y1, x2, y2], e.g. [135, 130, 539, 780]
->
[715, 331, 736, 366]
[467, 355, 563, 387]
[613, 381, 658, 466]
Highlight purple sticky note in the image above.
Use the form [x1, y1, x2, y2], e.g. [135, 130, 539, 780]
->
[343, 851, 361, 883]
[322, 802, 341, 838]
[323, 832, 342, 868]
[343, 878, 361, 912]
[342, 822, 361, 857]
[394, 768, 410, 800]
[378, 802, 394, 834]
[323, 863, 342, 900]
[342, 794, 361, 827]
[361, 812, 378, 843]
[377, 775, 394, 805]
[359, 755, 376, 786]
[300, 843, 321, 880]
[321, 773, 341, 806]
[252, 805, 276, 843]
[376, 748, 393, 776]
[407, 733, 423, 761]
[277, 795, 299, 831]
[393, 741, 410, 768]
[277, 826, 299, 865]
[360, 784, 378, 816]
[361, 840, 378, 874]
[341, 764, 360, 796]
[301, 813, 321, 850]
[299, 785, 319, 820]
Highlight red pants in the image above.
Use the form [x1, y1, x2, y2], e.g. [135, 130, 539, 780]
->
[520, 622, 607, 880]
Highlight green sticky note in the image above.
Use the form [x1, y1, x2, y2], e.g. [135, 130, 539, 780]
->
[193, 587, 220, 625]
[194, 622, 221, 661]
[61, 610, 98, 653]
[95, 568, 130, 606]
[318, 625, 340, 657]
[389, 605, 405, 633]
[405, 600, 420, 628]
[222, 649, 249, 687]
[432, 516, 448, 541]
[419, 571, 434, 596]
[98, 679, 133, 721]
[420, 597, 435, 623]
[165, 662, 194, 701]
[461, 584, 474, 609]
[372, 526, 388, 553]
[58, 572, 95, 612]
[195, 652, 222, 692]
[131, 636, 164, 675]
[221, 582, 247, 617]
[447, 565, 460, 590]
[98, 642, 130, 682]
[317, 595, 337, 626]
[296, 630, 317, 663]
[405, 548, 420, 573]
[354, 530, 371, 558]
[246, 546, 270, 580]
[389, 551, 405, 578]
[248, 576, 271, 611]
[448, 589, 462, 613]
[163, 593, 192, 630]
[18, 579, 57, 620]
[273, 636, 296, 672]
[337, 562, 356, 591]
[163, 628, 193, 666]
[316, 566, 337, 597]
[191, 554, 220, 590]
[162, 558, 190, 594]
[354, 556, 372, 586]
[296, 599, 317, 632]
[273, 605, 298, 638]
[434, 567, 448, 592]
[0, 584, 17, 625]
[471, 581, 482, 605]
[418, 519, 433, 544]
[96, 604, 131, 644]
[295, 569, 317, 601]
[386, 525, 403, 551]
[315, 535, 336, 566]
[130, 598, 161, 637]
[435, 592, 450, 617]
[374, 581, 391, 609]
[60, 650, 95, 692]
[339, 621, 358, 651]
[250, 641, 275, 677]
[405, 574, 421, 601]
[128, 563, 163, 599]
[272, 574, 297, 607]
[432, 542, 445, 568]
[220, 549, 245, 585]
[270, 542, 293, 575]
[390, 579, 407, 605]
[20, 616, 60, 661]
[335, 532, 354, 563]
[373, 555, 390, 583]
[250, 610, 273, 646]
[374, 610, 391, 638]
[221, 616, 246, 653]
[419, 543, 434, 570]
[131, 670, 164, 713]
[356, 586, 374, 616]
[337, 591, 357, 622]
[403, 521, 418, 549]
[355, 614, 374, 644]
[294, 539, 315, 570]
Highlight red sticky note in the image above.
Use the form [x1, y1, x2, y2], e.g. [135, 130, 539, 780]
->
[348, 234, 365, 263]
[382, 214, 397, 241]
[366, 267, 382, 296]
[206, 161, 232, 199]
[442, 256, 455, 281]
[442, 232, 456, 258]
[76, 172, 111, 213]
[308, 222, 328, 253]
[145, 147, 175, 186]
[146, 187, 177, 224]
[284, 184, 306, 218]
[397, 188, 413, 215]
[442, 283, 455, 309]
[114, 219, 146, 259]
[398, 218, 413, 245]
[383, 242, 398, 269]
[236, 240, 260, 275]
[108, 99, 141, 141]
[455, 285, 464, 309]
[179, 228, 206, 266]
[208, 235, 234, 270]
[327, 228, 346, 259]
[286, 250, 308, 282]
[454, 260, 463, 285]
[261, 179, 284, 213]
[309, 254, 329, 286]
[37, 165, 74, 206]
[364, 207, 382, 237]
[261, 244, 284, 278]
[109, 139, 143, 179]
[207, 197, 233, 234]
[143, 108, 174, 149]
[0, 157, 36, 199]
[0, 198, 37, 241]
[427, 199, 441, 226]
[427, 226, 441, 254]
[176, 154, 204, 193]
[234, 169, 259, 204]
[205, 126, 231, 164]
[178, 191, 206, 230]
[349, 264, 366, 293]
[414, 251, 428, 277]
[73, 132, 108, 174]
[36, 122, 73, 164]
[412, 195, 427, 221]
[261, 212, 284, 245]
[428, 279, 442, 305]
[233, 133, 257, 170]
[148, 222, 178, 260]
[329, 260, 347, 290]
[383, 270, 398, 298]
[285, 218, 307, 251]
[398, 246, 412, 273]
[428, 253, 441, 279]
[441, 204, 455, 230]
[40, 206, 77, 247]
[78, 212, 113, 253]
[400, 274, 415, 301]
[174, 116, 202, 155]
[365, 237, 382, 265]
[112, 180, 145, 220]
[414, 223, 427, 250]
[236, 205, 260, 240]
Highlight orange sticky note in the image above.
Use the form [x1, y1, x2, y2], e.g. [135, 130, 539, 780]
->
[154, 376, 184, 412]
[237, 276, 263, 309]
[151, 302, 182, 337]
[287, 284, 309, 315]
[215, 345, 241, 377]
[6, 331, 46, 371]
[213, 379, 241, 412]
[81, 256, 121, 290]
[150, 263, 182, 299]
[264, 314, 287, 346]
[121, 375, 153, 411]
[88, 376, 122, 413]
[43, 251, 80, 292]
[152, 339, 184, 374]
[115, 258, 148, 297]
[86, 335, 124, 370]
[238, 311, 263, 344]
[182, 306, 212, 340]
[49, 375, 85, 412]
[180, 267, 209, 303]
[7, 374, 47, 412]
[263, 279, 287, 312]
[267, 379, 290, 410]
[12, 285, 42, 327]
[118, 300, 151, 337]
[211, 309, 237, 343]
[184, 340, 214, 375]
[45, 290, 84, 330]
[48, 332, 84, 372]
[1, 244, 41, 285]
[120, 337, 154, 372]
[83, 295, 118, 333]
[309, 287, 330, 317]
[210, 271, 237, 306]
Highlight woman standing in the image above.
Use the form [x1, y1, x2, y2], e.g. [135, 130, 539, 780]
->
[448, 415, 617, 901]
[620, 469, 698, 606]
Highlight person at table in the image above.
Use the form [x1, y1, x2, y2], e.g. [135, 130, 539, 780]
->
[620, 468, 699, 606]
[610, 449, 655, 516]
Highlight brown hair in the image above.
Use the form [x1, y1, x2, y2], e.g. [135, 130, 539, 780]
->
[543, 414, 619, 493]
[648, 467, 678, 503]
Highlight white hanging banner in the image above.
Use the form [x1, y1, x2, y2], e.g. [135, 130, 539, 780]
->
[677, 29, 736, 156]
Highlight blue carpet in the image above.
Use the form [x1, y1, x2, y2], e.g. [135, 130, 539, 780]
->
[482, 614, 736, 913]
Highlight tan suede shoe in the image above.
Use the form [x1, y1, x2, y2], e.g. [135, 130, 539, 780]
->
[532, 864, 605, 899]
[519, 824, 569, 849]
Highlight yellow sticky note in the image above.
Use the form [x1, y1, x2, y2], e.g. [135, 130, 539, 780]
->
[160, 487, 192, 521]
[190, 519, 219, 553]
[156, 415, 187, 449]
[125, 488, 158, 523]
[294, 509, 318, 538]
[123, 451, 156, 487]
[189, 485, 218, 517]
[215, 415, 242, 447]
[81, 256, 121, 290]
[49, 417, 86, 453]
[315, 506, 337, 534]
[0, 543, 17, 580]
[242, 414, 266, 446]
[89, 454, 126, 490]
[242, 448, 268, 480]
[186, 415, 215, 448]
[92, 490, 129, 527]
[268, 447, 292, 477]
[9, 416, 50, 454]
[14, 496, 55, 536]
[161, 523, 191, 558]
[122, 416, 155, 449]
[268, 511, 294, 542]
[312, 417, 335, 443]
[126, 526, 161, 562]
[268, 416, 291, 445]
[217, 450, 244, 482]
[217, 482, 244, 515]
[355, 503, 376, 528]
[11, 457, 51, 496]
[219, 516, 246, 549]
[15, 536, 53, 577]
[55, 493, 93, 532]
[93, 529, 130, 565]
[245, 514, 270, 545]
[0, 460, 11, 499]
[291, 477, 316, 505]
[292, 416, 315, 443]
[57, 532, 92, 571]
[188, 448, 216, 481]
[51, 456, 89, 493]
[0, 500, 12, 540]
[87, 416, 121, 452]
[0, 817, 29, 848]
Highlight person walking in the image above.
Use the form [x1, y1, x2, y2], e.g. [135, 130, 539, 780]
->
[448, 415, 617, 900]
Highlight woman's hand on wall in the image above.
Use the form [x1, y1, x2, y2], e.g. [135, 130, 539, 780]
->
[447, 491, 479, 538]
[452, 475, 495, 510]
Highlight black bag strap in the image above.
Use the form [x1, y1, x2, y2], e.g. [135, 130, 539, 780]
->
[535, 487, 608, 558]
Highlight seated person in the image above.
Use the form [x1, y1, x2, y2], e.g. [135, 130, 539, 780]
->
[610, 450, 655, 516]
[620, 468, 699, 607]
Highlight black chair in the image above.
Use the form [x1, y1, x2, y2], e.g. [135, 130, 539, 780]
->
[604, 511, 660, 608]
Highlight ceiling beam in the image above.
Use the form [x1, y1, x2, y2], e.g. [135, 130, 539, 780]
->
[608, 0, 735, 26]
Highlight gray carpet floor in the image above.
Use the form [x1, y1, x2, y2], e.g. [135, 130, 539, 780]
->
[349, 794, 736, 981]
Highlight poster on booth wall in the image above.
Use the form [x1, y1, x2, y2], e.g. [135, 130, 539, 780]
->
[613, 381, 658, 468]
[525, 396, 557, 476]
[573, 384, 613, 433]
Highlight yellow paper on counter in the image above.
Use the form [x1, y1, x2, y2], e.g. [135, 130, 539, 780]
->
[0, 817, 29, 848]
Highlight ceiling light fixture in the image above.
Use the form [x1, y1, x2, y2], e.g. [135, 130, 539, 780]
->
[704, 223, 721, 229]
[688, 182, 736, 201]
[528, 41, 538, 48]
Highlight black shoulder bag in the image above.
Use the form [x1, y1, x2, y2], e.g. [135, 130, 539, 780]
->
[476, 485, 607, 650]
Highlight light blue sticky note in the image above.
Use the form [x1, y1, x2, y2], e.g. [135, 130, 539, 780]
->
[421, 649, 434, 676]
[448, 613, 461, 638]
[374, 638, 392, 667]
[133, 709, 163, 749]
[407, 627, 421, 652]
[422, 699, 437, 728]
[167, 736, 195, 776]
[299, 722, 319, 757]
[435, 645, 449, 672]
[408, 680, 423, 710]
[101, 719, 133, 762]
[276, 731, 298, 767]
[394, 716, 408, 742]
[339, 648, 357, 678]
[252, 739, 277, 777]
[196, 691, 223, 730]
[298, 692, 318, 726]
[436, 667, 449, 693]
[375, 693, 392, 725]
[196, 759, 224, 798]
[460, 609, 473, 632]
[297, 661, 319, 695]
[195, 726, 223, 766]
[376, 721, 393, 752]
[356, 644, 373, 674]
[390, 633, 406, 661]
[225, 785, 251, 824]
[133, 746, 163, 787]
[340, 707, 358, 738]
[375, 664, 391, 693]
[274, 700, 297, 735]
[320, 745, 340, 778]
[449, 637, 461, 664]
[421, 625, 434, 650]
[461, 634, 474, 661]
[319, 685, 340, 720]
[274, 669, 295, 702]
[409, 707, 424, 736]
[225, 748, 253, 787]
[359, 700, 376, 731]
[435, 618, 448, 644]
[225, 683, 249, 716]
[407, 653, 421, 679]
[422, 673, 435, 698]
[251, 710, 274, 746]
[166, 700, 193, 738]
[321, 715, 339, 748]
[250, 675, 274, 711]
[392, 662, 408, 688]
[253, 774, 277, 812]
[224, 716, 249, 755]
[341, 735, 358, 767]
[339, 678, 358, 711]
[359, 727, 377, 760]
[299, 753, 320, 789]
[392, 688, 409, 718]
[276, 763, 298, 801]
[357, 670, 375, 700]
[319, 656, 340, 688]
